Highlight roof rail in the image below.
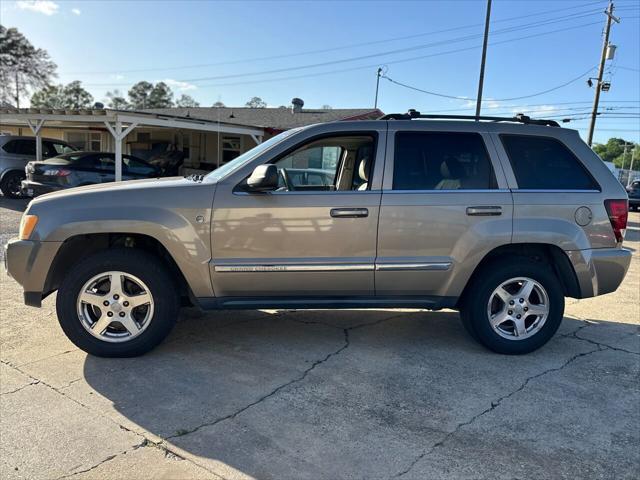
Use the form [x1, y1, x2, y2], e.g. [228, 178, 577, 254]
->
[379, 110, 560, 127]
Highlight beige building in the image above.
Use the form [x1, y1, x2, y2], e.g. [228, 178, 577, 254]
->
[0, 104, 383, 175]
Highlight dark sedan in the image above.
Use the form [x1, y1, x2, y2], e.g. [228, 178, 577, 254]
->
[627, 180, 640, 211]
[22, 152, 161, 197]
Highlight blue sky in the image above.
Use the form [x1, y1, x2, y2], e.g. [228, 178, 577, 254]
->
[2, 0, 639, 144]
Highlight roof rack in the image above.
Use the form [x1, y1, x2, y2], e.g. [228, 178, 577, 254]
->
[379, 109, 560, 127]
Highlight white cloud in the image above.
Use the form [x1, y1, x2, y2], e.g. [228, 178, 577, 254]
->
[71, 7, 80, 15]
[16, 1, 59, 16]
[110, 74, 124, 81]
[161, 79, 197, 91]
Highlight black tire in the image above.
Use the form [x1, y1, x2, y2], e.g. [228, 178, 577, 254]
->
[459, 258, 564, 355]
[0, 171, 26, 198]
[56, 248, 179, 357]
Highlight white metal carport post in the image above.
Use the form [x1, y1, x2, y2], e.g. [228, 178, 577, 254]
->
[104, 117, 138, 181]
[26, 119, 45, 161]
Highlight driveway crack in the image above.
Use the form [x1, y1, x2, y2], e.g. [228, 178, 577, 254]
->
[166, 314, 399, 441]
[391, 346, 602, 478]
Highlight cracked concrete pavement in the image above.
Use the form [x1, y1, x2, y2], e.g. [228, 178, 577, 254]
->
[1, 197, 639, 479]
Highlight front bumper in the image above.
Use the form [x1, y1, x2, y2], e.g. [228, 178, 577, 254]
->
[21, 180, 64, 197]
[5, 238, 63, 307]
[566, 247, 632, 298]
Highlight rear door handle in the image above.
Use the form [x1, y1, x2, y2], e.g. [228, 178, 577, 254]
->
[330, 208, 369, 218]
[466, 206, 502, 216]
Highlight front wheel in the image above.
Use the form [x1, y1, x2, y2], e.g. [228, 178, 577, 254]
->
[0, 171, 26, 198]
[460, 259, 564, 354]
[56, 249, 179, 357]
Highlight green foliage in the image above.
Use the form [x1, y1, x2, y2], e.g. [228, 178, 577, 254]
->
[245, 96, 267, 108]
[127, 81, 154, 109]
[0, 25, 57, 108]
[593, 138, 639, 169]
[30, 81, 93, 109]
[212, 101, 225, 107]
[127, 81, 175, 109]
[105, 90, 130, 110]
[176, 94, 199, 107]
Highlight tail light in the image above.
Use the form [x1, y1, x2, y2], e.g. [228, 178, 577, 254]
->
[43, 168, 71, 177]
[604, 199, 628, 243]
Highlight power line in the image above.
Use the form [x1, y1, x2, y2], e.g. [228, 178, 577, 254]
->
[381, 66, 596, 102]
[62, 1, 607, 76]
[80, 12, 605, 87]
[84, 19, 604, 89]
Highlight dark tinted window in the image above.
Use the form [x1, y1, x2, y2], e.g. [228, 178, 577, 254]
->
[501, 135, 598, 190]
[16, 139, 36, 155]
[124, 156, 156, 175]
[2, 140, 19, 153]
[393, 132, 496, 190]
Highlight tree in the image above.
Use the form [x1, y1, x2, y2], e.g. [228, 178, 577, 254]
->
[147, 82, 174, 108]
[593, 138, 638, 168]
[176, 94, 199, 107]
[30, 81, 93, 109]
[322, 104, 333, 110]
[0, 25, 57, 108]
[245, 96, 267, 108]
[212, 101, 225, 108]
[127, 81, 154, 109]
[105, 90, 130, 110]
[62, 81, 93, 108]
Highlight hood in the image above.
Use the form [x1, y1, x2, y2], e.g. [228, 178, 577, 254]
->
[30, 176, 213, 205]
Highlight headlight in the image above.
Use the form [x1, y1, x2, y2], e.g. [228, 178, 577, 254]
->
[19, 215, 38, 240]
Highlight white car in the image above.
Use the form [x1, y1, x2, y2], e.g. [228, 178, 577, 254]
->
[0, 135, 76, 198]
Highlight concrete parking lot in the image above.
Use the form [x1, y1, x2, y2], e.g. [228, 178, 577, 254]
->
[1, 196, 639, 480]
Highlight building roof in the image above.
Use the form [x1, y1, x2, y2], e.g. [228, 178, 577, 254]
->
[145, 107, 384, 131]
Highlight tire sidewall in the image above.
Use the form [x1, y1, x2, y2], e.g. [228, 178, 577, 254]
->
[57, 249, 178, 357]
[1, 171, 26, 198]
[466, 261, 565, 355]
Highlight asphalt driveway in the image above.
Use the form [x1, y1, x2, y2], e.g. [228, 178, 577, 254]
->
[1, 197, 639, 479]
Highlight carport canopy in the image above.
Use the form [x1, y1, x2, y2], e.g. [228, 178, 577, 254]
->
[0, 108, 265, 181]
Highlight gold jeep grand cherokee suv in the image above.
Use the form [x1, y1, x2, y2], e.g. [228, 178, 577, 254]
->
[5, 112, 631, 357]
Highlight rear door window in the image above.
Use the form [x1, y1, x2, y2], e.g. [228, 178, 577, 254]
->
[14, 139, 36, 156]
[393, 132, 497, 190]
[500, 135, 598, 190]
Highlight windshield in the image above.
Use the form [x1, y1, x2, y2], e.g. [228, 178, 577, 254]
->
[205, 128, 303, 181]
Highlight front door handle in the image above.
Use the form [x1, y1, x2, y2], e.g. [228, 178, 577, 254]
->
[466, 206, 502, 216]
[330, 208, 369, 218]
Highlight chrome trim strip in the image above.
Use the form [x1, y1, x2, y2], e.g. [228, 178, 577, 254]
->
[512, 189, 601, 193]
[375, 262, 451, 271]
[382, 189, 509, 194]
[214, 264, 374, 272]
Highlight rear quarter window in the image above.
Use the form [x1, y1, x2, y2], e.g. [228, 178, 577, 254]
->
[500, 134, 598, 190]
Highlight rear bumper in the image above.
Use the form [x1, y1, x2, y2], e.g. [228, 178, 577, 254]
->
[21, 180, 64, 197]
[4, 238, 63, 307]
[566, 247, 632, 298]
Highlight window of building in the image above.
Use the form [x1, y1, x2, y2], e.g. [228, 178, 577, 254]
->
[222, 136, 242, 164]
[393, 132, 497, 190]
[65, 131, 102, 152]
[500, 135, 598, 190]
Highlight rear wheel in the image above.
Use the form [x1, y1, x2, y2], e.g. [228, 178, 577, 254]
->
[0, 171, 25, 198]
[56, 249, 179, 357]
[460, 259, 564, 354]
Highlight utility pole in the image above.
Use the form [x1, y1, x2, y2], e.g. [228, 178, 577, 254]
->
[587, 1, 619, 146]
[475, 0, 492, 119]
[628, 149, 636, 186]
[374, 67, 383, 110]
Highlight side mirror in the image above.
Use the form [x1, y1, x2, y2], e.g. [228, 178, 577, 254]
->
[246, 164, 278, 192]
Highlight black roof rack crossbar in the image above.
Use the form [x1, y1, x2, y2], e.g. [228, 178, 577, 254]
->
[379, 110, 560, 127]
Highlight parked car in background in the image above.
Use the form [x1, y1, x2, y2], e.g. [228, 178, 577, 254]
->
[627, 180, 640, 210]
[21, 151, 160, 197]
[0, 135, 77, 198]
[5, 113, 631, 358]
